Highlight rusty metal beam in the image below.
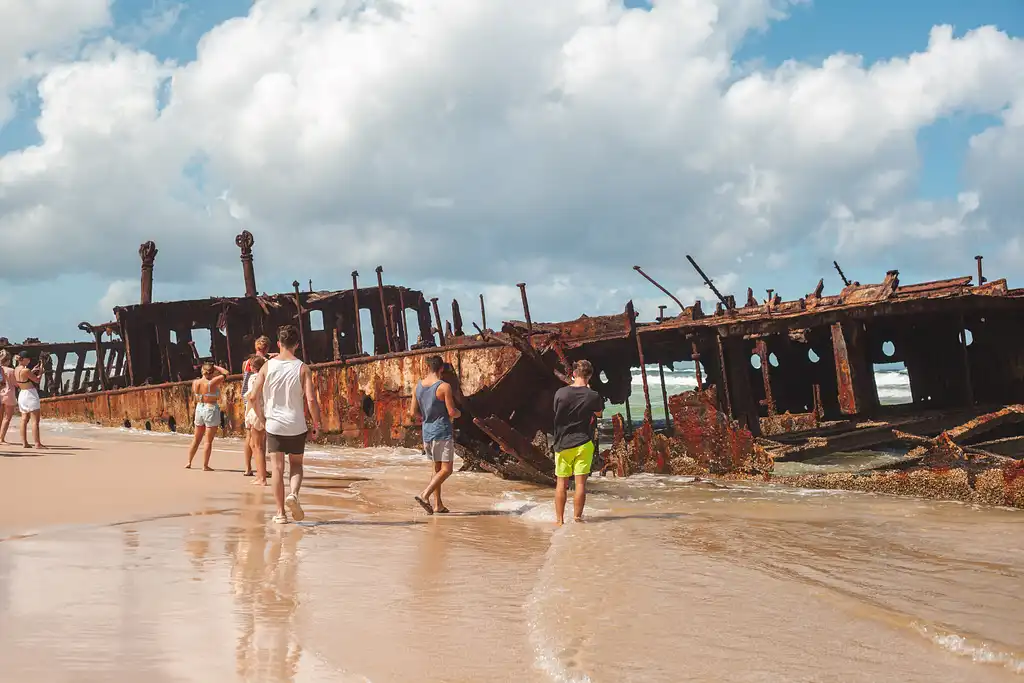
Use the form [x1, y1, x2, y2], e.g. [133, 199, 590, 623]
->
[351, 271, 363, 354]
[633, 266, 685, 312]
[139, 241, 157, 305]
[375, 266, 394, 353]
[479, 294, 487, 331]
[235, 231, 257, 297]
[431, 297, 445, 346]
[516, 283, 533, 337]
[291, 281, 307, 360]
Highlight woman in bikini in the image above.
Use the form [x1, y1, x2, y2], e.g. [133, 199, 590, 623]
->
[186, 361, 229, 470]
[14, 351, 45, 449]
[0, 350, 18, 444]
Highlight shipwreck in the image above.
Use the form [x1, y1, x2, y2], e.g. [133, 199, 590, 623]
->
[4, 234, 1023, 507]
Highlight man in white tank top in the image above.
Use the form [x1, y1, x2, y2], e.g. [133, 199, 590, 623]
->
[249, 325, 322, 524]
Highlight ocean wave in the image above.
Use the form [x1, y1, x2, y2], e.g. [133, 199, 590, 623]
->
[913, 623, 1024, 674]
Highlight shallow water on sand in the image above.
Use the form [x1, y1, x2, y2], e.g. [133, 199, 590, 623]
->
[2, 423, 1023, 682]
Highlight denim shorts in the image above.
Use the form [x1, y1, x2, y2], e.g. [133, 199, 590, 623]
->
[195, 402, 221, 428]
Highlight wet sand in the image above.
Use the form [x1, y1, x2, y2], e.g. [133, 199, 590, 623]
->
[1, 419, 1022, 682]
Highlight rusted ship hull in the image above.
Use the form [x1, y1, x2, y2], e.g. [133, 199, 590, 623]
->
[7, 234, 1024, 504]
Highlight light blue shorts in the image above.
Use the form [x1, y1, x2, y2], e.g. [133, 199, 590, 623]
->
[195, 402, 221, 428]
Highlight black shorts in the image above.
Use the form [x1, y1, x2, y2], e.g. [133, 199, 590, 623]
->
[266, 431, 308, 455]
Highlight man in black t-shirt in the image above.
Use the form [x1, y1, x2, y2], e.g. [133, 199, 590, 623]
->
[552, 359, 604, 525]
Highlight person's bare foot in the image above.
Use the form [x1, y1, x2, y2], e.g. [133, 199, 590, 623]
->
[185, 463, 192, 469]
[573, 517, 585, 523]
[35, 444, 46, 449]
[22, 443, 31, 449]
[251, 478, 266, 486]
[554, 520, 564, 527]
[203, 466, 214, 472]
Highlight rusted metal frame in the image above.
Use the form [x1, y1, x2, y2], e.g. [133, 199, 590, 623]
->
[975, 255, 985, 285]
[657, 361, 671, 429]
[398, 288, 408, 351]
[633, 265, 685, 311]
[235, 231, 257, 297]
[139, 241, 157, 305]
[452, 299, 464, 336]
[291, 281, 308, 360]
[691, 341, 704, 390]
[715, 334, 732, 418]
[685, 255, 731, 309]
[54, 353, 67, 395]
[754, 339, 776, 416]
[351, 271, 363, 355]
[431, 298, 445, 346]
[959, 313, 974, 407]
[387, 305, 400, 353]
[92, 332, 107, 391]
[72, 348, 87, 392]
[624, 397, 634, 437]
[375, 266, 394, 353]
[479, 294, 487, 331]
[516, 283, 533, 337]
[831, 322, 859, 415]
[628, 302, 654, 422]
[833, 260, 850, 287]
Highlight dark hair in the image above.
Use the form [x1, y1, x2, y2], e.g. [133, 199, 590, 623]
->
[201, 362, 215, 378]
[572, 359, 594, 381]
[249, 354, 267, 372]
[426, 355, 444, 374]
[278, 325, 300, 349]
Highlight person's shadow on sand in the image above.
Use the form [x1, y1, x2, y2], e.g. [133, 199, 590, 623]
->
[0, 445, 90, 457]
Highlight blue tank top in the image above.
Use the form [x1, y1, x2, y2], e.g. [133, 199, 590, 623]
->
[415, 379, 452, 442]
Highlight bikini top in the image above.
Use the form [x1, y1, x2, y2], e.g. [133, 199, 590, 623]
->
[195, 379, 221, 399]
[15, 369, 39, 389]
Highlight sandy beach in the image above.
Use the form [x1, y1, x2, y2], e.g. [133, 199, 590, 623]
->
[2, 418, 1023, 683]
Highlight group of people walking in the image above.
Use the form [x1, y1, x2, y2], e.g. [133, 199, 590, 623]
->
[411, 356, 603, 525]
[0, 348, 48, 449]
[183, 325, 603, 526]
[186, 325, 322, 524]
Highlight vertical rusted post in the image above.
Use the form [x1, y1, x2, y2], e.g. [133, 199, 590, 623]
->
[624, 395, 634, 437]
[398, 288, 408, 351]
[691, 342, 703, 391]
[755, 339, 776, 416]
[139, 241, 157, 305]
[516, 283, 533, 337]
[452, 299, 464, 336]
[657, 359, 671, 429]
[235, 231, 257, 297]
[657, 305, 667, 323]
[93, 331, 108, 390]
[715, 335, 732, 418]
[291, 281, 307, 360]
[375, 266, 394, 353]
[629, 302, 653, 422]
[445, 321, 454, 340]
[812, 384, 824, 420]
[431, 297, 445, 346]
[388, 305, 399, 353]
[351, 271, 362, 355]
[975, 255, 985, 285]
[479, 294, 487, 331]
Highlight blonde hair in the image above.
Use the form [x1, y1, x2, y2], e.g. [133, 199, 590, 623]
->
[255, 335, 271, 352]
[201, 362, 215, 378]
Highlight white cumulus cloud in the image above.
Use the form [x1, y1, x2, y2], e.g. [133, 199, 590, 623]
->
[0, 0, 1022, 333]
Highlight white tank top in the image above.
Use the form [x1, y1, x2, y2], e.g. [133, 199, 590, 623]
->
[262, 358, 307, 436]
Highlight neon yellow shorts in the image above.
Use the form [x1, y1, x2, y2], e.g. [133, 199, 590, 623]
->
[554, 441, 594, 478]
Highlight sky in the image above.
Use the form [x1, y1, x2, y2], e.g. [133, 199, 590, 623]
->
[0, 0, 1022, 345]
